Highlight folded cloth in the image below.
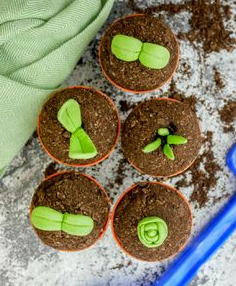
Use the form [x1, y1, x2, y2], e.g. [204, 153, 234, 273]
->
[0, 0, 114, 177]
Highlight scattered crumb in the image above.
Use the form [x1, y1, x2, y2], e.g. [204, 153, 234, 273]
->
[213, 67, 225, 90]
[181, 62, 191, 78]
[110, 264, 124, 270]
[44, 162, 59, 177]
[176, 132, 221, 208]
[219, 100, 236, 133]
[119, 100, 135, 113]
[25, 131, 38, 147]
[168, 80, 197, 112]
[115, 157, 127, 186]
[107, 157, 127, 203]
[212, 193, 230, 204]
[110, 260, 132, 270]
[128, 0, 236, 53]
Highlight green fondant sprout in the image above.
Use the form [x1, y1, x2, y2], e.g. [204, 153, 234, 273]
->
[137, 216, 168, 248]
[31, 206, 94, 236]
[142, 127, 188, 160]
[57, 99, 97, 159]
[111, 34, 170, 70]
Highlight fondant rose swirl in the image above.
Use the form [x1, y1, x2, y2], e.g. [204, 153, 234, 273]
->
[137, 216, 168, 248]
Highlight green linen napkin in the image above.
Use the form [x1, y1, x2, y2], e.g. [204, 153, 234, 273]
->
[0, 0, 114, 177]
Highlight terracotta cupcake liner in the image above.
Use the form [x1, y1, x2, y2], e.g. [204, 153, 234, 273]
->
[111, 181, 193, 262]
[30, 171, 110, 252]
[122, 97, 201, 178]
[37, 86, 120, 168]
[99, 13, 180, 94]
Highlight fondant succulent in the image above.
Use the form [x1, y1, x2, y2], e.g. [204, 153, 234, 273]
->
[31, 206, 94, 236]
[111, 34, 170, 69]
[137, 216, 168, 248]
[142, 127, 188, 160]
[57, 99, 97, 159]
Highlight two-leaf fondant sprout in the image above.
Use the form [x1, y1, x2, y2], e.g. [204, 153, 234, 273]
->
[31, 206, 94, 236]
[57, 99, 97, 159]
[137, 216, 168, 248]
[111, 35, 170, 69]
[142, 127, 188, 160]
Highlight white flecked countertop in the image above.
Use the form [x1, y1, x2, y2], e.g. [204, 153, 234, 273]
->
[0, 1, 236, 285]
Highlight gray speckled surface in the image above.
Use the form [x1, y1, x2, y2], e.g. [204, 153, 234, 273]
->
[0, 1, 236, 285]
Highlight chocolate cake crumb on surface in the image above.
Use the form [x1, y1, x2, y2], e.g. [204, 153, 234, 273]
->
[168, 80, 197, 112]
[31, 172, 110, 251]
[219, 101, 236, 133]
[176, 132, 221, 208]
[213, 67, 225, 90]
[44, 162, 59, 177]
[129, 0, 236, 53]
[112, 182, 192, 261]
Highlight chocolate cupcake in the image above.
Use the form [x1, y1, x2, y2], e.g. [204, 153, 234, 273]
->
[30, 172, 110, 251]
[38, 86, 120, 167]
[99, 14, 179, 93]
[112, 182, 192, 261]
[122, 98, 201, 177]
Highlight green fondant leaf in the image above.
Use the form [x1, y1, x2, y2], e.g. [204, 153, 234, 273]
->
[163, 144, 175, 160]
[69, 127, 97, 159]
[111, 34, 142, 62]
[57, 99, 82, 133]
[31, 206, 94, 237]
[139, 43, 170, 69]
[167, 135, 188, 145]
[31, 206, 63, 231]
[62, 213, 94, 236]
[142, 138, 161, 153]
[158, 128, 170, 136]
